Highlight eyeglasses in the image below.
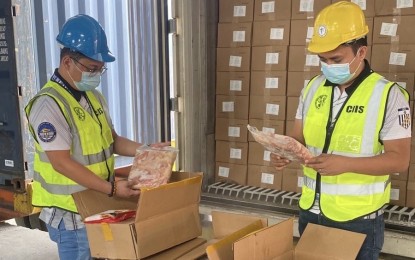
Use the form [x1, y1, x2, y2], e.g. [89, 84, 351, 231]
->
[71, 58, 107, 77]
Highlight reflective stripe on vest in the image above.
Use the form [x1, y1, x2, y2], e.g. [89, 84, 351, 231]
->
[25, 81, 114, 212]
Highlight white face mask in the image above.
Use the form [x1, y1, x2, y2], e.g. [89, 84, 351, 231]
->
[320, 48, 362, 85]
[68, 59, 101, 91]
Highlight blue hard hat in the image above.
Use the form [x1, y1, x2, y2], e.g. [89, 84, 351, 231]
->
[56, 14, 115, 62]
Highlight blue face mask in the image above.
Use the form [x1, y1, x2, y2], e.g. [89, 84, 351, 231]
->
[320, 51, 361, 85]
[73, 72, 101, 91]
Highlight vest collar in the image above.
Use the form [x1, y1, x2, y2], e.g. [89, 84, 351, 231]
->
[50, 69, 84, 102]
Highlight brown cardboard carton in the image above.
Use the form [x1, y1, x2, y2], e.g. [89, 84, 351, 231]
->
[254, 0, 291, 21]
[390, 170, 408, 181]
[282, 167, 303, 193]
[233, 218, 366, 260]
[216, 71, 250, 96]
[390, 179, 407, 207]
[215, 118, 249, 142]
[215, 140, 248, 165]
[332, 0, 375, 17]
[219, 0, 254, 23]
[288, 46, 320, 72]
[250, 71, 287, 96]
[285, 120, 295, 136]
[216, 47, 251, 72]
[406, 181, 415, 208]
[286, 96, 300, 121]
[248, 142, 272, 166]
[409, 163, 415, 181]
[215, 162, 248, 185]
[375, 0, 415, 16]
[249, 95, 286, 120]
[291, 0, 332, 20]
[252, 20, 291, 46]
[247, 164, 283, 190]
[216, 95, 249, 119]
[72, 172, 203, 260]
[371, 44, 415, 72]
[380, 72, 415, 100]
[248, 119, 285, 141]
[143, 238, 207, 260]
[287, 72, 314, 97]
[289, 19, 315, 46]
[251, 46, 288, 71]
[373, 16, 415, 44]
[217, 22, 253, 47]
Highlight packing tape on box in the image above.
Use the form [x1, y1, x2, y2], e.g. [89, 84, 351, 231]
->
[101, 223, 114, 241]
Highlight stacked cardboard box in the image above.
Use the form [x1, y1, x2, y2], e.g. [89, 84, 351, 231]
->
[216, 0, 415, 207]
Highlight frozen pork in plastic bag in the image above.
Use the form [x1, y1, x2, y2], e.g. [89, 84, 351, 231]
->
[247, 125, 313, 164]
[128, 146, 178, 189]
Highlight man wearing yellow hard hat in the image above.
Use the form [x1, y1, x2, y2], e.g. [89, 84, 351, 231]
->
[271, 2, 411, 259]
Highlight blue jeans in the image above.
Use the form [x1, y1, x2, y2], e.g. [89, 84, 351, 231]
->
[46, 220, 91, 260]
[299, 209, 384, 260]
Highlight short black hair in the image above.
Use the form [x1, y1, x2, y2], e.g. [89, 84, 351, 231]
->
[60, 47, 87, 61]
[341, 36, 368, 55]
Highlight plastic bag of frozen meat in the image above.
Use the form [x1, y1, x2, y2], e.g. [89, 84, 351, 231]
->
[128, 145, 178, 189]
[247, 125, 313, 164]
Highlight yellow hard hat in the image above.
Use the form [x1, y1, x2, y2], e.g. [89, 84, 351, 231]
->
[308, 1, 368, 53]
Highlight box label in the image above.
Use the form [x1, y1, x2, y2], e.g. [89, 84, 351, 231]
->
[218, 166, 230, 177]
[389, 52, 407, 66]
[262, 1, 275, 13]
[233, 6, 247, 17]
[397, 0, 414, 8]
[305, 54, 320, 66]
[228, 126, 241, 137]
[299, 0, 314, 12]
[265, 53, 279, 64]
[233, 31, 246, 42]
[397, 81, 407, 89]
[306, 27, 314, 41]
[352, 0, 366, 10]
[262, 127, 275, 134]
[270, 28, 284, 40]
[266, 103, 280, 115]
[229, 80, 242, 91]
[230, 148, 242, 159]
[390, 188, 400, 200]
[222, 101, 235, 112]
[261, 172, 274, 184]
[263, 150, 271, 161]
[298, 176, 304, 188]
[265, 77, 279, 89]
[380, 23, 398, 37]
[229, 55, 242, 67]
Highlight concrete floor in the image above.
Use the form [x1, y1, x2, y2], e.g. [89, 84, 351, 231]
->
[0, 219, 58, 260]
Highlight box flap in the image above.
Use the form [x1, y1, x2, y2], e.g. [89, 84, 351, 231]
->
[136, 172, 202, 221]
[233, 218, 294, 260]
[176, 239, 218, 260]
[211, 211, 268, 239]
[295, 223, 366, 260]
[206, 220, 264, 260]
[143, 237, 207, 260]
[72, 189, 137, 219]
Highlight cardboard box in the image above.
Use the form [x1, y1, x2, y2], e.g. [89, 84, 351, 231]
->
[249, 95, 286, 120]
[251, 46, 288, 71]
[390, 169, 408, 181]
[282, 167, 303, 193]
[371, 44, 415, 72]
[253, 0, 291, 20]
[406, 181, 415, 208]
[285, 120, 295, 136]
[216, 95, 249, 119]
[216, 47, 251, 72]
[288, 45, 321, 72]
[380, 72, 415, 100]
[290, 19, 315, 46]
[332, 0, 375, 17]
[215, 118, 249, 142]
[291, 0, 332, 20]
[390, 179, 407, 207]
[217, 22, 253, 47]
[233, 218, 366, 260]
[247, 164, 283, 190]
[215, 162, 248, 185]
[248, 119, 285, 141]
[287, 71, 314, 97]
[373, 16, 415, 44]
[72, 172, 203, 260]
[250, 71, 287, 96]
[375, 0, 415, 16]
[143, 238, 207, 260]
[216, 71, 250, 96]
[215, 140, 248, 165]
[219, 0, 254, 23]
[286, 96, 300, 121]
[248, 142, 272, 166]
[252, 20, 291, 46]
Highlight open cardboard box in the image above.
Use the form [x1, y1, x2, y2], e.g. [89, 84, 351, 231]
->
[180, 211, 366, 260]
[72, 172, 203, 260]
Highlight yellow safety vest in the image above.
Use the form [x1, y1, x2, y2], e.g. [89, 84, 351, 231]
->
[300, 73, 409, 222]
[25, 81, 114, 213]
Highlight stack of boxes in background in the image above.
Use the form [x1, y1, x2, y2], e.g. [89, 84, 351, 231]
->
[215, 0, 415, 208]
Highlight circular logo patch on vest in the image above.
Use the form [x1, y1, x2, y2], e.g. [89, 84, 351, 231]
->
[318, 25, 327, 37]
[315, 95, 328, 109]
[37, 122, 57, 143]
[74, 107, 85, 121]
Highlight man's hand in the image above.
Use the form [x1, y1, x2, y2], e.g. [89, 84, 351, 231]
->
[114, 179, 140, 198]
[149, 141, 171, 148]
[270, 153, 291, 170]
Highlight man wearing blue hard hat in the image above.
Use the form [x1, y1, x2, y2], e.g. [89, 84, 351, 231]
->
[25, 14, 168, 259]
